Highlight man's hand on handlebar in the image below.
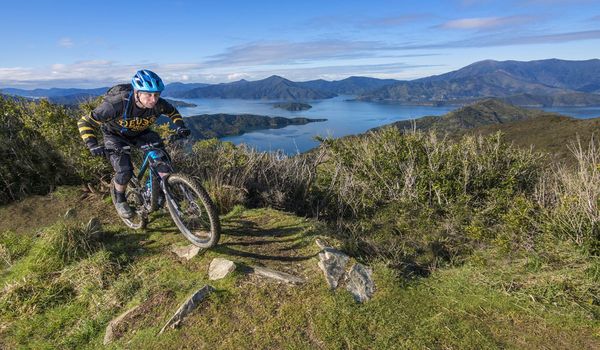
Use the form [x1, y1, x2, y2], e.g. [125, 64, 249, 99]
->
[89, 145, 105, 157]
[176, 126, 191, 138]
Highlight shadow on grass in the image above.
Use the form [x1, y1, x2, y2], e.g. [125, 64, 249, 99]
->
[100, 230, 163, 262]
[222, 237, 300, 247]
[212, 245, 318, 262]
[223, 218, 306, 238]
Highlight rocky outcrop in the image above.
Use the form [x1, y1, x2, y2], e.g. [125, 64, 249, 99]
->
[315, 239, 375, 302]
[345, 263, 375, 303]
[317, 247, 349, 289]
[159, 285, 215, 334]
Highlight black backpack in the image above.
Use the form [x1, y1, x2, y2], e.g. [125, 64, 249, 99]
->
[105, 83, 133, 98]
[104, 84, 135, 132]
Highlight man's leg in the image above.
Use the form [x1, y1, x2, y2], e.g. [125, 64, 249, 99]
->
[105, 135, 135, 218]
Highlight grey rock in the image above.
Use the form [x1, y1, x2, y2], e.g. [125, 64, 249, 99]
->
[103, 305, 140, 345]
[159, 285, 215, 334]
[251, 266, 305, 284]
[171, 244, 201, 260]
[317, 248, 349, 289]
[345, 263, 375, 303]
[208, 258, 236, 280]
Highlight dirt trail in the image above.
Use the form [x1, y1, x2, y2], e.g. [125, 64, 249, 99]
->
[0, 187, 115, 234]
[215, 210, 322, 278]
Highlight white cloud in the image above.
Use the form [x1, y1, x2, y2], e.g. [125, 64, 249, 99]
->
[0, 60, 212, 88]
[206, 40, 403, 66]
[227, 73, 251, 81]
[439, 16, 531, 30]
[58, 37, 74, 48]
[361, 14, 429, 28]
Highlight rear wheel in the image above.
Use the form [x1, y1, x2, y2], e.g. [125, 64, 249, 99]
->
[163, 174, 220, 248]
[110, 178, 148, 229]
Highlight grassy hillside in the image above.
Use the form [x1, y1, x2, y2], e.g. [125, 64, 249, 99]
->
[0, 188, 598, 349]
[1, 96, 598, 349]
[385, 98, 600, 165]
[386, 98, 548, 133]
[464, 114, 600, 164]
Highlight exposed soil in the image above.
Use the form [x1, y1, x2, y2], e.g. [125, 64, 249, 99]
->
[0, 187, 115, 234]
[216, 212, 321, 278]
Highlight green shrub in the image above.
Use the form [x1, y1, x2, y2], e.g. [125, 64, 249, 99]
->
[172, 138, 323, 214]
[315, 128, 546, 272]
[0, 96, 110, 204]
[543, 137, 600, 254]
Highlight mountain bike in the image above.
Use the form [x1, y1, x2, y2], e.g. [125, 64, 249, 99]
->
[106, 135, 220, 248]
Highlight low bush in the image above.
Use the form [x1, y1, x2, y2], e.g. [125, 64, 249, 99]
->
[0, 96, 110, 204]
[315, 128, 546, 273]
[172, 138, 324, 214]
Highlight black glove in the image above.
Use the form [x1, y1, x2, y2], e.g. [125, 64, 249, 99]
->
[176, 127, 191, 138]
[89, 145, 105, 157]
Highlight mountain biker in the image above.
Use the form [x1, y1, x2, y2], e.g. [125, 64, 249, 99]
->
[78, 69, 191, 219]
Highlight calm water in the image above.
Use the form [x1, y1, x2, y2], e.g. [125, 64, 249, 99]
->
[176, 96, 600, 154]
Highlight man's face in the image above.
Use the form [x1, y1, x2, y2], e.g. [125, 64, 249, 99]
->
[136, 91, 160, 108]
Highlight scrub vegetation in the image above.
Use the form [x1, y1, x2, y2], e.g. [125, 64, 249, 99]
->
[0, 95, 598, 348]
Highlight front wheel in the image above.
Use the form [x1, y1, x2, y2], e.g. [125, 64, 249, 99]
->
[163, 174, 221, 248]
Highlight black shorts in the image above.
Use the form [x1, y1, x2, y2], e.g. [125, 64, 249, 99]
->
[104, 130, 170, 185]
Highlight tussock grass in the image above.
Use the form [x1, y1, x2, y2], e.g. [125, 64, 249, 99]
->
[171, 138, 325, 214]
[539, 136, 600, 254]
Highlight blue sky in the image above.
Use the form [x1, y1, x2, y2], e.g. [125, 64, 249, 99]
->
[1, 0, 600, 88]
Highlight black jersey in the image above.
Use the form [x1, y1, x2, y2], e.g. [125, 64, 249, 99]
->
[78, 89, 185, 147]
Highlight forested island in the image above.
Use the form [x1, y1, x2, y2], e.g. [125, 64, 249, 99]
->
[158, 113, 326, 139]
[273, 102, 312, 111]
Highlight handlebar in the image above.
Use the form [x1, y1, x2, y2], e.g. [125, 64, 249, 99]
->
[104, 133, 188, 155]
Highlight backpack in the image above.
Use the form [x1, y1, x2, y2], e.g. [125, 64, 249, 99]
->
[104, 83, 134, 133]
[105, 83, 133, 97]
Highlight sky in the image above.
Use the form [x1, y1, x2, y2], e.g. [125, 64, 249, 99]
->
[1, 0, 600, 88]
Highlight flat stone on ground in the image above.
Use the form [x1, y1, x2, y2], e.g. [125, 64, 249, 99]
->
[103, 305, 140, 345]
[209, 258, 236, 280]
[171, 244, 201, 260]
[250, 266, 305, 284]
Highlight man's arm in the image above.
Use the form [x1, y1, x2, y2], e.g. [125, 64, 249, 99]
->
[159, 99, 185, 128]
[78, 101, 118, 154]
[78, 113, 102, 148]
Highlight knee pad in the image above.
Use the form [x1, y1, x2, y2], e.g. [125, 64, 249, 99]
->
[114, 171, 133, 186]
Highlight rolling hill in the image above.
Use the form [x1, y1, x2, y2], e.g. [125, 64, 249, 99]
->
[173, 75, 336, 100]
[358, 59, 600, 106]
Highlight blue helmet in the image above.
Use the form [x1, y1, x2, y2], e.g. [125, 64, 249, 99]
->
[131, 69, 165, 92]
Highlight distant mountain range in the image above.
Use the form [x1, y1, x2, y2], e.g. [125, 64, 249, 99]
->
[2, 59, 600, 106]
[357, 59, 600, 106]
[296, 76, 401, 95]
[0, 87, 109, 97]
[162, 82, 210, 96]
[173, 75, 336, 100]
